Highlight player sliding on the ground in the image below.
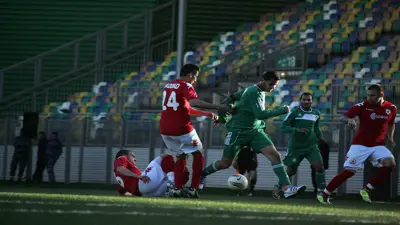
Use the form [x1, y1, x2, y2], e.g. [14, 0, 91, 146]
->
[200, 71, 306, 199]
[319, 84, 397, 204]
[272, 92, 327, 200]
[160, 63, 232, 198]
[113, 150, 177, 197]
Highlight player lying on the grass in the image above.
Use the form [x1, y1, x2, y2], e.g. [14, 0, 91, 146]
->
[114, 150, 178, 197]
[160, 63, 232, 198]
[200, 71, 306, 199]
[232, 145, 258, 196]
[319, 84, 397, 204]
[273, 92, 327, 200]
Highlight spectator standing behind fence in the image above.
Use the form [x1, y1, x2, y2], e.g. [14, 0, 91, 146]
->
[46, 132, 63, 183]
[33, 132, 48, 183]
[9, 129, 31, 183]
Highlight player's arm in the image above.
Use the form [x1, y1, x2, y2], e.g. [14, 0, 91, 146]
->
[387, 106, 397, 141]
[224, 89, 245, 105]
[340, 103, 363, 129]
[251, 93, 288, 120]
[189, 107, 216, 119]
[280, 111, 298, 133]
[116, 166, 141, 179]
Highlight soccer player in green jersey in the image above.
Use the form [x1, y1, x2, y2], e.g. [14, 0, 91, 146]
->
[272, 92, 326, 199]
[200, 71, 306, 198]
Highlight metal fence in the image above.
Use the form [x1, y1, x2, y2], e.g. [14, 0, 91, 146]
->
[0, 118, 399, 197]
[0, 0, 177, 114]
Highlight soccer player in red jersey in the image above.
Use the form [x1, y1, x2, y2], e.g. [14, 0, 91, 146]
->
[319, 84, 397, 204]
[113, 149, 180, 197]
[160, 63, 231, 198]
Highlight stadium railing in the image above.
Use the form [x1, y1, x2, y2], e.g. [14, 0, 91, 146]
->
[0, 117, 398, 197]
[0, 0, 176, 113]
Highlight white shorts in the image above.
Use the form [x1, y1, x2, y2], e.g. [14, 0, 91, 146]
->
[161, 129, 203, 155]
[344, 145, 394, 170]
[138, 156, 169, 197]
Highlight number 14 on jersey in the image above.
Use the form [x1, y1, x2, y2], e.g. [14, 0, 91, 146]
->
[162, 91, 179, 111]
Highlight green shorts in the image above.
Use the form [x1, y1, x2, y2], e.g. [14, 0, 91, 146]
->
[222, 129, 273, 159]
[283, 146, 322, 168]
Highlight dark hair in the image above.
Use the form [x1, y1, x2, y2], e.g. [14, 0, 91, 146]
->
[300, 92, 313, 100]
[180, 64, 200, 77]
[115, 149, 133, 159]
[367, 84, 382, 94]
[261, 71, 280, 81]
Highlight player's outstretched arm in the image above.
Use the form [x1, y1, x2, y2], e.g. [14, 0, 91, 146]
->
[189, 98, 232, 113]
[280, 111, 299, 133]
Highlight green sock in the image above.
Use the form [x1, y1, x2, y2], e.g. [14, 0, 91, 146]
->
[202, 161, 219, 177]
[316, 172, 326, 192]
[272, 164, 291, 186]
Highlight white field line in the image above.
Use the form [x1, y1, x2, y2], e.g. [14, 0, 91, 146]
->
[1, 199, 399, 223]
[0, 208, 396, 224]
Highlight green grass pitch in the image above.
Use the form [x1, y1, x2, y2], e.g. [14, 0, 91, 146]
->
[0, 184, 399, 225]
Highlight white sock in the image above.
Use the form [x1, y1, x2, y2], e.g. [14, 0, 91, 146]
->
[167, 172, 174, 183]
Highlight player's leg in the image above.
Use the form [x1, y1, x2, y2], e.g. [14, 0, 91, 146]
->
[320, 145, 371, 204]
[251, 130, 306, 199]
[201, 145, 238, 182]
[139, 159, 169, 197]
[201, 131, 244, 189]
[246, 169, 257, 196]
[305, 148, 326, 195]
[273, 150, 302, 199]
[161, 134, 188, 194]
[360, 146, 396, 203]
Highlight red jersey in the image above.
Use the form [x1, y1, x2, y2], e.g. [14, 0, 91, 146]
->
[160, 79, 198, 136]
[113, 156, 142, 196]
[344, 100, 397, 147]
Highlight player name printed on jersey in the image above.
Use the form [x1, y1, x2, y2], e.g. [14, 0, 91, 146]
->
[164, 83, 181, 89]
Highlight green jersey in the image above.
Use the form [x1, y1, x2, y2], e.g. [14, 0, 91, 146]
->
[280, 106, 322, 151]
[218, 85, 287, 131]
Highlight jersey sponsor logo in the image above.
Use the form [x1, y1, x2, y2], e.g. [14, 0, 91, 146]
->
[295, 114, 319, 121]
[365, 108, 373, 111]
[370, 113, 388, 120]
[164, 83, 181, 89]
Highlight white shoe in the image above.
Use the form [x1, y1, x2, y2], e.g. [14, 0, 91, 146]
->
[283, 185, 306, 199]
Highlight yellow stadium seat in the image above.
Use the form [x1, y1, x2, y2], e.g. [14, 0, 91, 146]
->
[337, 72, 345, 78]
[318, 85, 327, 92]
[49, 102, 57, 107]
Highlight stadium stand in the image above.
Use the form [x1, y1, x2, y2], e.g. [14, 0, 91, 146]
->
[38, 0, 399, 123]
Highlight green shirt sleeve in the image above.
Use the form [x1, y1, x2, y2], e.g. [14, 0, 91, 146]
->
[251, 91, 288, 120]
[314, 112, 322, 138]
[280, 111, 299, 133]
[225, 89, 245, 104]
[217, 89, 245, 124]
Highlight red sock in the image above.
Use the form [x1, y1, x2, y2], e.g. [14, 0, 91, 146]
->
[365, 167, 392, 191]
[174, 159, 186, 189]
[161, 154, 174, 173]
[182, 167, 190, 186]
[191, 154, 204, 189]
[324, 170, 355, 195]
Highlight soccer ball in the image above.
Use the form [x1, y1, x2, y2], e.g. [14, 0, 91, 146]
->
[227, 174, 248, 191]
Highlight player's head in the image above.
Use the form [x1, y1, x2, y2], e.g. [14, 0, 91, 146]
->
[367, 84, 384, 105]
[300, 92, 313, 109]
[259, 71, 280, 92]
[180, 63, 200, 85]
[115, 149, 136, 165]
